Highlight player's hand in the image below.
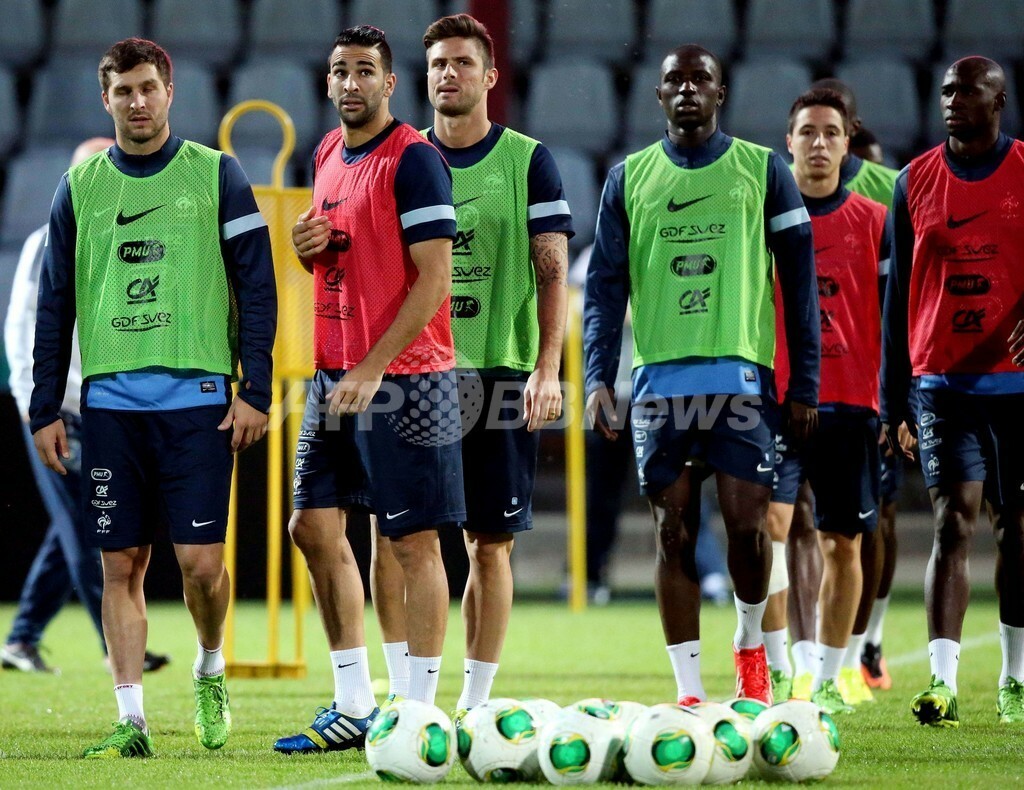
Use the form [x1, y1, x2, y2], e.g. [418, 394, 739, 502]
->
[881, 421, 915, 461]
[898, 421, 917, 459]
[524, 365, 562, 432]
[291, 205, 332, 259]
[33, 419, 69, 475]
[1009, 319, 1024, 365]
[218, 395, 269, 452]
[327, 360, 385, 416]
[787, 400, 818, 443]
[585, 386, 619, 441]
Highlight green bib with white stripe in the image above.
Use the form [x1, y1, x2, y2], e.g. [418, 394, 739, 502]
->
[845, 158, 898, 210]
[423, 126, 539, 371]
[624, 138, 776, 368]
[69, 141, 237, 379]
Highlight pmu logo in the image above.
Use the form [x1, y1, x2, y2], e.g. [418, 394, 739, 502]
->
[670, 254, 716, 277]
[451, 295, 481, 318]
[327, 229, 351, 252]
[117, 240, 165, 263]
[817, 276, 840, 297]
[91, 468, 112, 481]
[112, 312, 172, 332]
[952, 308, 984, 333]
[323, 266, 345, 292]
[678, 288, 711, 314]
[126, 276, 159, 304]
[945, 274, 990, 295]
[452, 229, 475, 256]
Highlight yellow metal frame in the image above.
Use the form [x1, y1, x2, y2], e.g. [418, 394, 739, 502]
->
[564, 288, 588, 612]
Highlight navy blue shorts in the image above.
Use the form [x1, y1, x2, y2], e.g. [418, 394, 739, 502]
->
[916, 388, 1024, 508]
[459, 371, 539, 534]
[292, 370, 466, 537]
[80, 406, 233, 549]
[880, 451, 904, 505]
[631, 394, 775, 496]
[771, 428, 804, 505]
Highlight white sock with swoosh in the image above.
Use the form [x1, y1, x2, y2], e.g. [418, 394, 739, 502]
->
[330, 646, 376, 718]
[667, 641, 705, 702]
[408, 655, 442, 705]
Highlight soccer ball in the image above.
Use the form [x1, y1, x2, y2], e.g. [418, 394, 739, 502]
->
[521, 697, 562, 727]
[611, 700, 648, 730]
[565, 697, 620, 719]
[537, 707, 625, 784]
[458, 698, 541, 782]
[751, 700, 841, 783]
[621, 703, 714, 786]
[725, 696, 769, 722]
[365, 699, 456, 784]
[692, 702, 754, 785]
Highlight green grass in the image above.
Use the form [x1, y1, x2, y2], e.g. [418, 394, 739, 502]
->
[1, 596, 1023, 787]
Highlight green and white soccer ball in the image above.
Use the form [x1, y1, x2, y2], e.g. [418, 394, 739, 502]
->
[520, 697, 562, 728]
[692, 702, 754, 785]
[365, 699, 456, 784]
[751, 700, 841, 783]
[621, 703, 714, 786]
[458, 698, 541, 782]
[725, 696, 769, 722]
[537, 707, 625, 784]
[611, 700, 648, 730]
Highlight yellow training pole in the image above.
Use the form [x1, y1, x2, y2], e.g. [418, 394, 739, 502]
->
[564, 288, 588, 612]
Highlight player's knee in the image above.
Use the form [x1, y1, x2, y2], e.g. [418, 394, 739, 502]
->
[390, 530, 442, 571]
[994, 519, 1024, 556]
[465, 532, 513, 570]
[288, 511, 322, 555]
[934, 506, 974, 550]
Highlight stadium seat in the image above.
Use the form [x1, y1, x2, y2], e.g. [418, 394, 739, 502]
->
[0, 68, 20, 156]
[546, 0, 637, 65]
[164, 59, 221, 148]
[844, 0, 935, 62]
[923, 63, 1021, 146]
[642, 0, 737, 63]
[836, 59, 920, 154]
[26, 58, 114, 144]
[230, 145, 299, 188]
[149, 0, 242, 69]
[547, 147, 598, 251]
[226, 59, 322, 154]
[725, 59, 813, 153]
[524, 59, 617, 155]
[52, 0, 144, 57]
[348, 0, 439, 70]
[744, 0, 835, 63]
[623, 59, 668, 152]
[0, 0, 45, 68]
[0, 145, 76, 248]
[942, 0, 1024, 65]
[441, 0, 543, 69]
[249, 0, 341, 68]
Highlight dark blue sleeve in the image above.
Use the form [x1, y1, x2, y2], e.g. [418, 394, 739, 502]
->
[583, 162, 628, 396]
[394, 142, 456, 245]
[878, 210, 892, 305]
[29, 174, 77, 433]
[219, 154, 277, 413]
[526, 144, 574, 237]
[765, 152, 820, 407]
[881, 166, 913, 425]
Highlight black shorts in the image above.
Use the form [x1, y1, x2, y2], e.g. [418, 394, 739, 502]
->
[880, 451, 904, 505]
[459, 372, 540, 534]
[81, 406, 233, 549]
[292, 370, 466, 537]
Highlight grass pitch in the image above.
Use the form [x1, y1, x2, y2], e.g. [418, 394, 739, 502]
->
[1, 594, 1022, 787]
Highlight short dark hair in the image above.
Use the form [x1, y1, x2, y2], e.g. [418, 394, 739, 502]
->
[787, 88, 851, 133]
[334, 25, 392, 74]
[423, 13, 495, 70]
[98, 38, 172, 92]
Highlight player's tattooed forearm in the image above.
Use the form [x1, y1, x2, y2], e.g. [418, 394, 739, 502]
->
[531, 232, 569, 288]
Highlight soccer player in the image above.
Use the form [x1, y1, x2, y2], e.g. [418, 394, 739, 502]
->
[30, 39, 276, 757]
[772, 89, 889, 715]
[368, 13, 573, 716]
[883, 55, 1024, 727]
[273, 26, 463, 753]
[584, 44, 819, 706]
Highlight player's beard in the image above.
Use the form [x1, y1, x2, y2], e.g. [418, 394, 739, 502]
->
[119, 112, 169, 145]
[336, 89, 384, 129]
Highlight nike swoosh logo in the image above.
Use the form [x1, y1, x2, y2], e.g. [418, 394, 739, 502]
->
[454, 195, 482, 209]
[386, 509, 410, 520]
[689, 652, 700, 658]
[814, 245, 834, 255]
[337, 661, 357, 669]
[504, 508, 524, 518]
[756, 463, 772, 473]
[667, 194, 713, 212]
[322, 197, 348, 210]
[858, 510, 876, 519]
[946, 210, 987, 229]
[192, 519, 215, 527]
[116, 205, 164, 225]
[427, 668, 439, 674]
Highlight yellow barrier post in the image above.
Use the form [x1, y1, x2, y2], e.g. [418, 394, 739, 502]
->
[564, 288, 588, 612]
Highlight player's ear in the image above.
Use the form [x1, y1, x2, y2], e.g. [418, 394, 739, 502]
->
[383, 71, 397, 98]
[484, 67, 498, 90]
[785, 134, 793, 156]
[717, 84, 727, 107]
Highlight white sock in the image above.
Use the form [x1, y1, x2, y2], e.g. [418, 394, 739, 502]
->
[382, 641, 410, 698]
[764, 629, 792, 675]
[457, 659, 499, 710]
[330, 647, 377, 717]
[667, 641, 706, 702]
[812, 644, 845, 691]
[865, 594, 890, 646]
[999, 623, 1024, 687]
[929, 638, 960, 694]
[733, 595, 768, 649]
[408, 655, 442, 705]
[792, 640, 817, 675]
[844, 632, 867, 670]
[114, 683, 146, 732]
[193, 640, 225, 678]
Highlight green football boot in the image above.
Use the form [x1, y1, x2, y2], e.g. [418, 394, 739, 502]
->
[83, 720, 154, 759]
[770, 669, 793, 702]
[997, 677, 1024, 723]
[811, 678, 854, 716]
[194, 673, 232, 749]
[911, 676, 959, 728]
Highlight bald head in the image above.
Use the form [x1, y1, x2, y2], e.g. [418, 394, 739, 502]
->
[947, 56, 1005, 93]
[71, 137, 114, 167]
[665, 44, 723, 83]
[941, 56, 1007, 149]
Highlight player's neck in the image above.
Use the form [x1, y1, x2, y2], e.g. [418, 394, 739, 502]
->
[796, 170, 840, 199]
[116, 126, 170, 156]
[432, 110, 491, 149]
[947, 126, 1000, 159]
[666, 118, 718, 149]
[342, 110, 395, 149]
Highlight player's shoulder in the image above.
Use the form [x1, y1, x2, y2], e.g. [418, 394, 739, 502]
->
[845, 189, 889, 221]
